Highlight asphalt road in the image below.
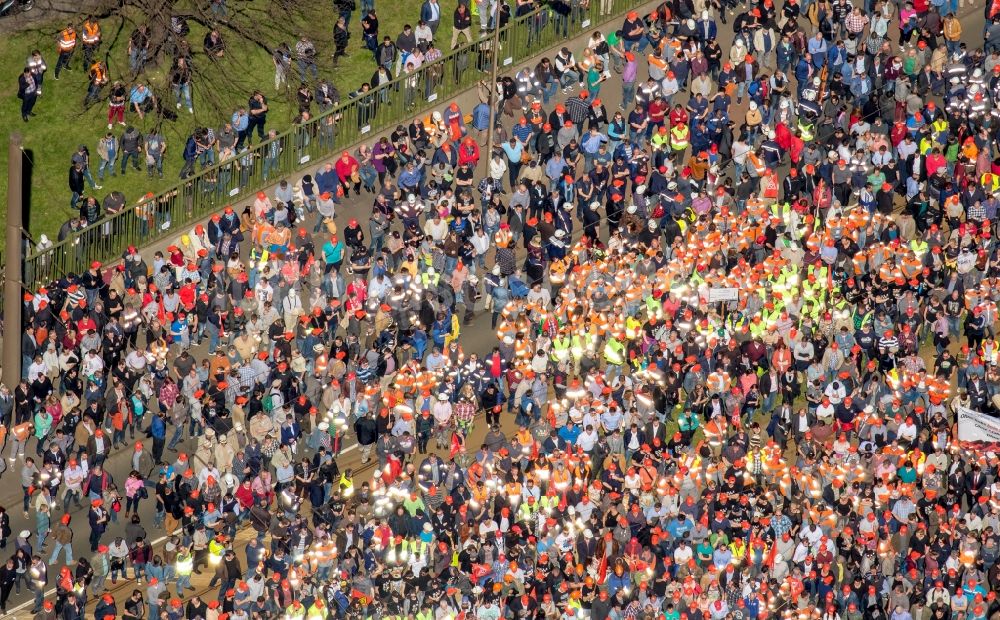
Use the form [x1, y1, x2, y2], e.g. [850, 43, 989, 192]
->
[0, 2, 989, 617]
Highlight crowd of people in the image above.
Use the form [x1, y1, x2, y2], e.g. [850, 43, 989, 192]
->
[21, 0, 546, 228]
[6, 0, 1000, 618]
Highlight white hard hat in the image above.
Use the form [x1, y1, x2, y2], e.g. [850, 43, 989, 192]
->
[555, 229, 566, 237]
[407, 193, 417, 204]
[635, 185, 646, 195]
[626, 205, 638, 214]
[749, 102, 758, 111]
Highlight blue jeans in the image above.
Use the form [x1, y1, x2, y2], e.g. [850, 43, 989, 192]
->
[539, 79, 557, 104]
[173, 83, 192, 110]
[49, 542, 73, 565]
[622, 82, 635, 110]
[84, 167, 98, 189]
[167, 424, 184, 449]
[559, 70, 580, 88]
[98, 153, 117, 180]
[622, 36, 648, 53]
[120, 150, 140, 173]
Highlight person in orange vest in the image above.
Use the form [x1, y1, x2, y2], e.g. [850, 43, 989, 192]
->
[54, 23, 77, 79]
[85, 61, 108, 106]
[81, 16, 102, 69]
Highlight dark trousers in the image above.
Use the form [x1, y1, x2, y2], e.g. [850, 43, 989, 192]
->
[246, 116, 266, 142]
[20, 94, 36, 120]
[152, 436, 165, 463]
[55, 51, 73, 77]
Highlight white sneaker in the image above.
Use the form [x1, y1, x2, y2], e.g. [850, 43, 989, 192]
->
[94, 185, 103, 190]
[176, 103, 182, 109]
[108, 123, 113, 130]
[188, 107, 194, 114]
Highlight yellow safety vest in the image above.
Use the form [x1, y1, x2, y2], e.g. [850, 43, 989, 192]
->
[208, 540, 225, 565]
[670, 125, 689, 150]
[604, 338, 625, 365]
[176, 553, 194, 576]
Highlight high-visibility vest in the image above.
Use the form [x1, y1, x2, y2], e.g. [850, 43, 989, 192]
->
[90, 63, 107, 85]
[82, 21, 101, 45]
[175, 553, 194, 576]
[208, 540, 225, 565]
[762, 174, 779, 200]
[670, 124, 689, 150]
[307, 604, 326, 620]
[338, 473, 354, 496]
[58, 29, 77, 52]
[748, 152, 767, 176]
[603, 338, 625, 365]
[797, 120, 814, 141]
[285, 603, 307, 619]
[551, 336, 570, 361]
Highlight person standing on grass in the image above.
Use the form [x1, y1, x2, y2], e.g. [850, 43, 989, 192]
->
[334, 16, 351, 64]
[72, 144, 101, 191]
[294, 35, 318, 84]
[170, 56, 194, 114]
[25, 50, 46, 97]
[145, 130, 166, 179]
[53, 23, 76, 80]
[272, 42, 291, 92]
[451, 5, 471, 49]
[69, 162, 86, 211]
[81, 16, 101, 69]
[85, 59, 108, 106]
[107, 80, 127, 129]
[127, 24, 149, 75]
[246, 90, 268, 145]
[97, 132, 117, 182]
[232, 105, 249, 151]
[119, 126, 143, 176]
[17, 67, 38, 122]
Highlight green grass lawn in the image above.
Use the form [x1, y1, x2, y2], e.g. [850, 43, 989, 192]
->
[0, 0, 448, 253]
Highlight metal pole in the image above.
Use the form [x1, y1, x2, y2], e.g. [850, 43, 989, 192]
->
[484, 4, 502, 158]
[3, 133, 23, 388]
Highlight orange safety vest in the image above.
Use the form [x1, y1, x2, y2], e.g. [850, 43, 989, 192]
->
[58, 28, 77, 52]
[82, 21, 101, 45]
[90, 62, 107, 85]
[761, 173, 779, 200]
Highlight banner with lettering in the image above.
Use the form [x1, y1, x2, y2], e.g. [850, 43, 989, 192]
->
[957, 406, 1000, 449]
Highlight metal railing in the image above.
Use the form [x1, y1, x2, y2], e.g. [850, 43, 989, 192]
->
[20, 0, 642, 290]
